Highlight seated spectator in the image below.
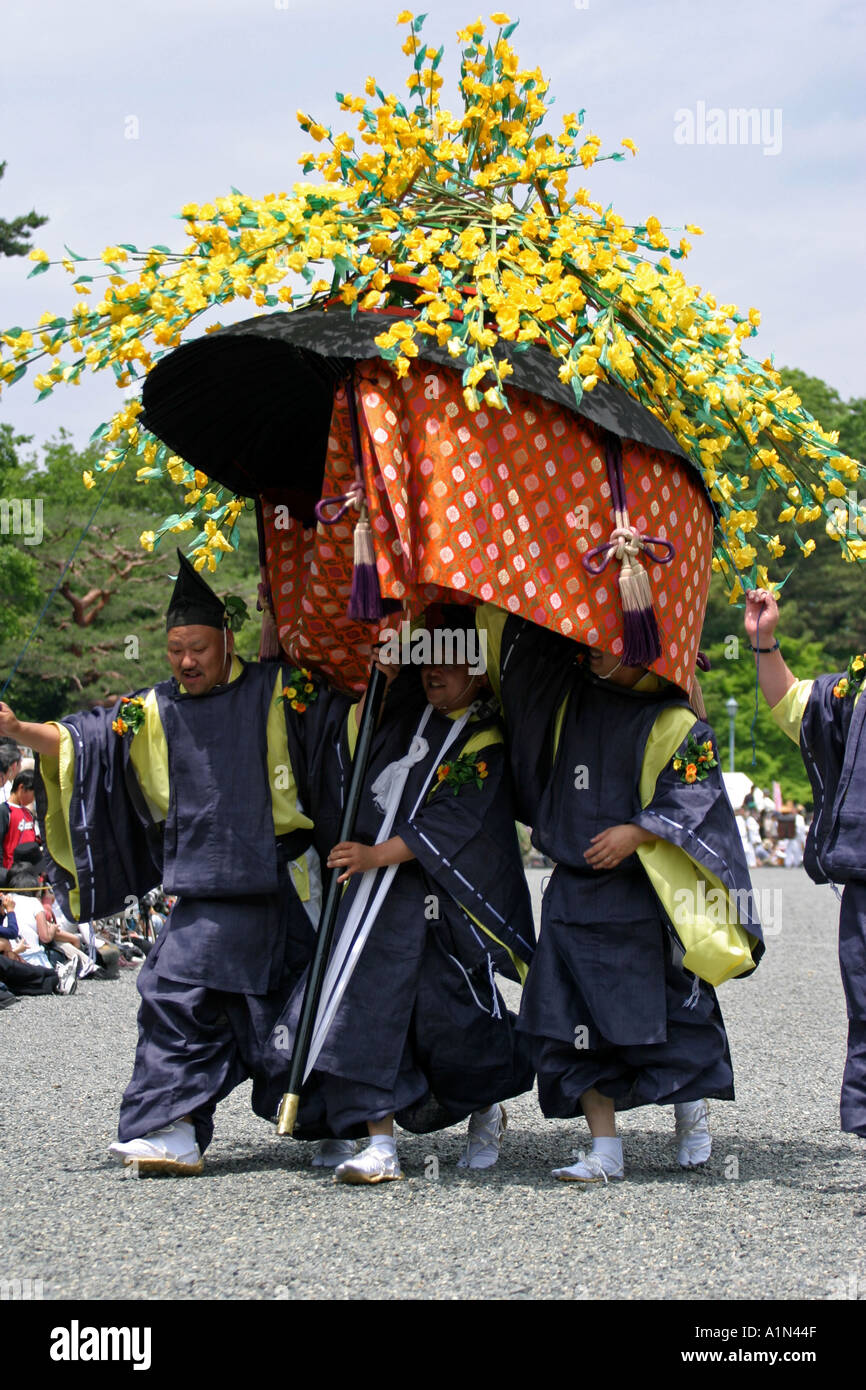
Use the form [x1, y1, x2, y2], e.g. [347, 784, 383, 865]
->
[0, 893, 77, 995]
[40, 886, 98, 978]
[76, 917, 123, 979]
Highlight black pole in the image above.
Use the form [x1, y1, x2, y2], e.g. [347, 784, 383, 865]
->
[276, 662, 388, 1133]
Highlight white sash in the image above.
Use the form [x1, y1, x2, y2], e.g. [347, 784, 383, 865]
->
[304, 702, 476, 1081]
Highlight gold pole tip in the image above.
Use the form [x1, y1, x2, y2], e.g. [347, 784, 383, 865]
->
[276, 1092, 300, 1136]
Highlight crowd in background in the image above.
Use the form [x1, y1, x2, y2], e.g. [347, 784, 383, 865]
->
[735, 783, 809, 869]
[0, 733, 173, 1010]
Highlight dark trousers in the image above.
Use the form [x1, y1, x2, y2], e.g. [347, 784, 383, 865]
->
[117, 966, 294, 1153]
[0, 954, 57, 995]
[839, 882, 866, 1137]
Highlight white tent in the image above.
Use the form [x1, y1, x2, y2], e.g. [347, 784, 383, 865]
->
[722, 771, 761, 810]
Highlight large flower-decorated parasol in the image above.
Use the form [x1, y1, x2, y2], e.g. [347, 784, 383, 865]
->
[2, 10, 862, 693]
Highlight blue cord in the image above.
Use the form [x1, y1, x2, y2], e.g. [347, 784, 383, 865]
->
[0, 467, 121, 701]
[749, 609, 761, 768]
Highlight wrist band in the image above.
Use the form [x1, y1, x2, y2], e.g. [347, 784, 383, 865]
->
[750, 641, 780, 653]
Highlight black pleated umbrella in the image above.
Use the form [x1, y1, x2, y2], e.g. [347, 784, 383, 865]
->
[141, 306, 690, 515]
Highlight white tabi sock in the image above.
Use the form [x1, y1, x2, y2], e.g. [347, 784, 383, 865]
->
[367, 1133, 396, 1155]
[591, 1136, 623, 1164]
[472, 1104, 500, 1127]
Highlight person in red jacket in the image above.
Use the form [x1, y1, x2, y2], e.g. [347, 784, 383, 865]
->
[0, 771, 38, 871]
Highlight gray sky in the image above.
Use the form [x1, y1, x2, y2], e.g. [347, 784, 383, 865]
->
[1, 0, 864, 456]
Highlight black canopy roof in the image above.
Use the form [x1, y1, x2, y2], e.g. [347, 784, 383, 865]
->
[141, 306, 701, 516]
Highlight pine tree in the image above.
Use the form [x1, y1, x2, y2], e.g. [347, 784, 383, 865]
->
[0, 161, 48, 258]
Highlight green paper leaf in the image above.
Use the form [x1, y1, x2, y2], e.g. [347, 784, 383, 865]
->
[118, 242, 138, 252]
[63, 244, 85, 261]
[412, 12, 428, 32]
[502, 20, 519, 38]
[36, 387, 53, 402]
[8, 365, 26, 385]
[27, 260, 49, 278]
[332, 253, 354, 280]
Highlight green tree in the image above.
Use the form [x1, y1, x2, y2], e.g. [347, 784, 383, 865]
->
[700, 369, 866, 665]
[700, 631, 840, 806]
[0, 424, 43, 641]
[0, 161, 47, 258]
[0, 429, 261, 720]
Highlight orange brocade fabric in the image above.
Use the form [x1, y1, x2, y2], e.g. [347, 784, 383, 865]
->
[263, 359, 714, 694]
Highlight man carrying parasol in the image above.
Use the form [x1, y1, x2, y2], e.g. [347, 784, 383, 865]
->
[0, 553, 341, 1174]
[746, 588, 866, 1140]
[260, 608, 536, 1182]
[476, 602, 764, 1183]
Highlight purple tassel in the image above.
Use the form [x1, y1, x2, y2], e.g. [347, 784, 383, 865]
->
[349, 562, 385, 621]
[621, 601, 662, 668]
[348, 510, 385, 621]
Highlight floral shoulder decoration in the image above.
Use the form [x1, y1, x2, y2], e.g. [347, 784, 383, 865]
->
[833, 653, 866, 700]
[672, 733, 717, 784]
[280, 667, 319, 714]
[435, 750, 489, 794]
[112, 696, 146, 738]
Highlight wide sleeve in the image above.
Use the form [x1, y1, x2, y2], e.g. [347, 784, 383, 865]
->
[34, 700, 162, 922]
[392, 729, 535, 971]
[633, 709, 764, 986]
[770, 679, 815, 745]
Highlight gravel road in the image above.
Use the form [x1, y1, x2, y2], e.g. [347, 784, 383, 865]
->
[1, 868, 863, 1301]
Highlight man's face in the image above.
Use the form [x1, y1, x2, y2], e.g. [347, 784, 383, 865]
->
[587, 646, 646, 688]
[421, 661, 487, 711]
[166, 625, 233, 695]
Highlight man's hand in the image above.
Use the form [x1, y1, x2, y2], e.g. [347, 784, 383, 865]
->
[0, 702, 21, 740]
[584, 823, 653, 870]
[744, 588, 798, 708]
[372, 641, 401, 687]
[327, 841, 379, 883]
[744, 589, 779, 645]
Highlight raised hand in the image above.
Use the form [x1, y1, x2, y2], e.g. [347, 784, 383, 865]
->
[0, 702, 21, 739]
[744, 589, 779, 644]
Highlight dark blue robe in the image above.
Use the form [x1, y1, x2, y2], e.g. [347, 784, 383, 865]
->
[798, 675, 866, 1136]
[34, 660, 347, 1151]
[260, 683, 536, 1138]
[491, 615, 762, 1116]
